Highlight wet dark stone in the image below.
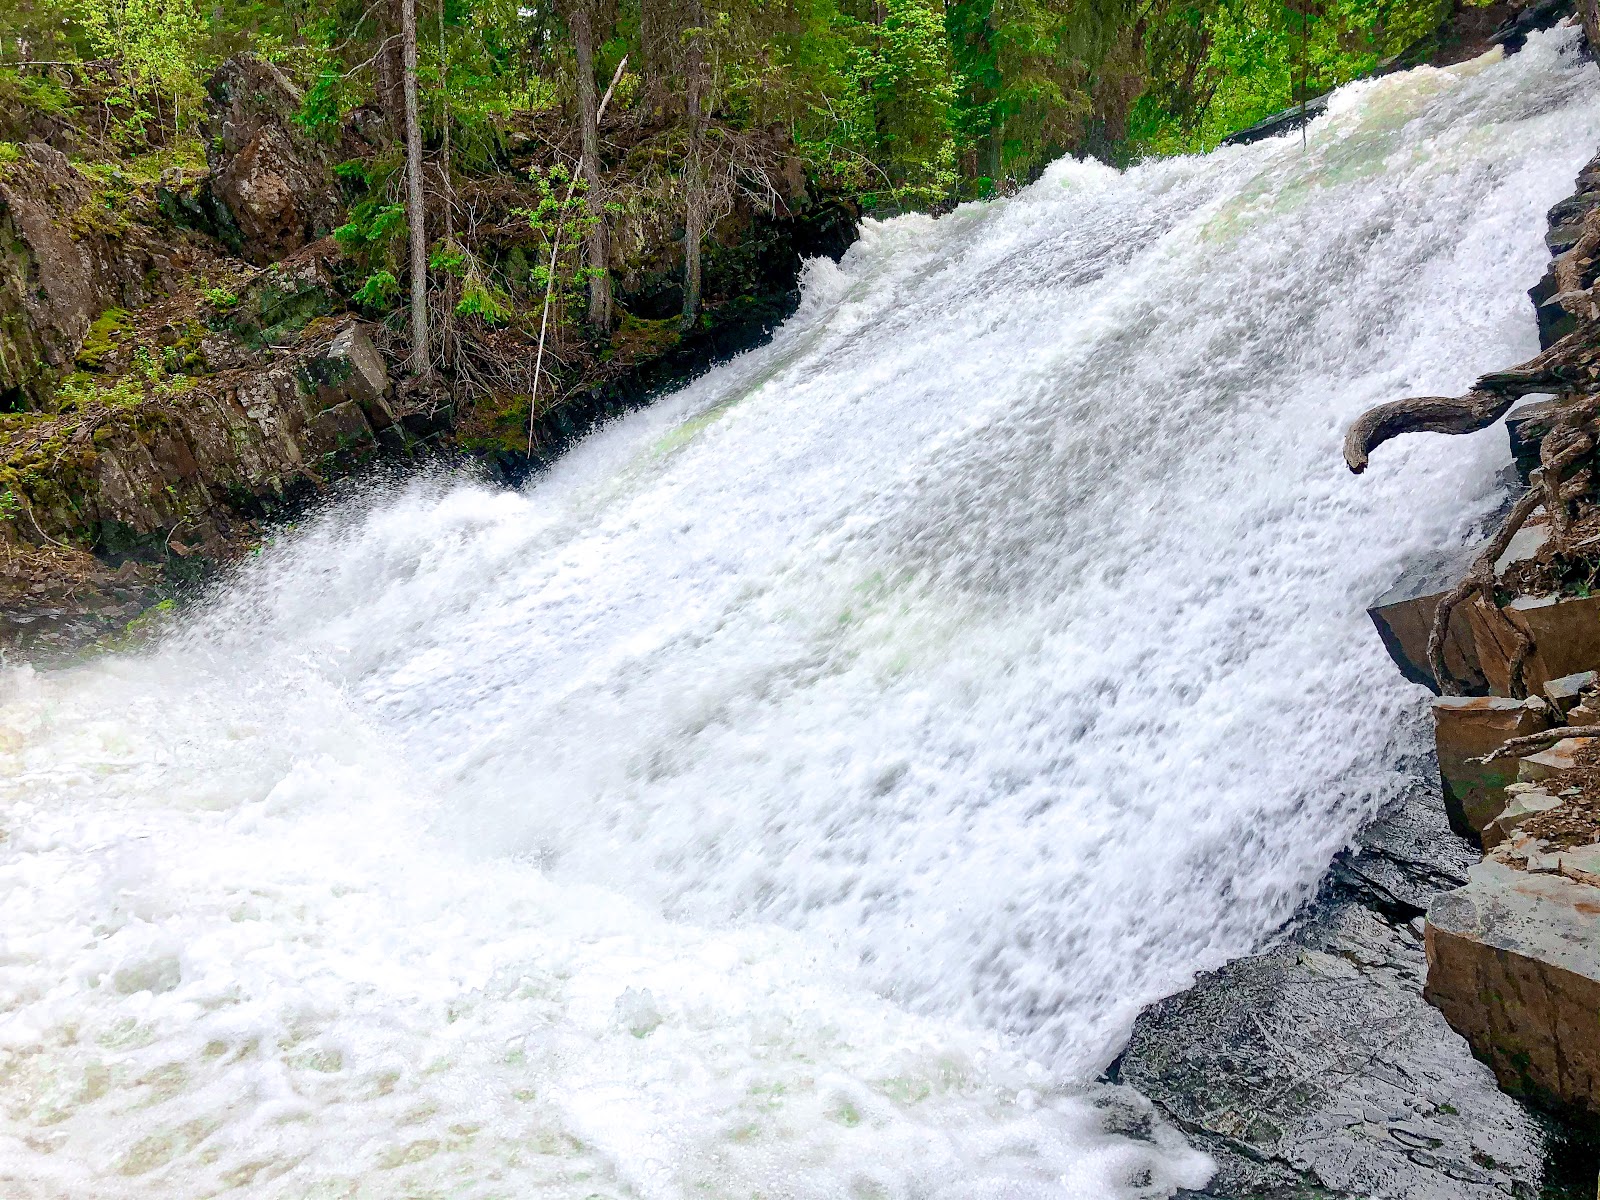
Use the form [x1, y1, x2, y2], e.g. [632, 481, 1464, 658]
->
[1117, 782, 1546, 1199]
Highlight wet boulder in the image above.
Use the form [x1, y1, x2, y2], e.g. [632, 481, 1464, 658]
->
[1121, 895, 1541, 1198]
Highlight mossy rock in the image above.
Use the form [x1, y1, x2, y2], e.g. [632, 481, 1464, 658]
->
[75, 307, 130, 370]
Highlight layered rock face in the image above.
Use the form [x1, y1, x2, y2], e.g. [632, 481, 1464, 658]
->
[1346, 146, 1600, 1131]
[1427, 858, 1600, 1117]
[0, 143, 192, 407]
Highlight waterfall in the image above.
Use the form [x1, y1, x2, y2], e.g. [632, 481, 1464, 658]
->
[3, 30, 1599, 1199]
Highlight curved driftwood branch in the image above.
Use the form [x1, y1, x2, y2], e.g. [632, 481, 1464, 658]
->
[1343, 333, 1600, 474]
[1480, 725, 1600, 763]
[1343, 389, 1514, 474]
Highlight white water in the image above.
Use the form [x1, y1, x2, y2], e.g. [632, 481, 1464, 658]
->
[4, 32, 1600, 1199]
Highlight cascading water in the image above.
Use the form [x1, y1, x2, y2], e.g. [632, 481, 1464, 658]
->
[4, 29, 1600, 1199]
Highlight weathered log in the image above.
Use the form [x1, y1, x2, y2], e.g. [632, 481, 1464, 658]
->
[1343, 389, 1513, 474]
[1344, 332, 1600, 474]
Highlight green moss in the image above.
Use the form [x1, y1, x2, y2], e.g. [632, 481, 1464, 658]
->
[76, 308, 131, 371]
[612, 313, 682, 361]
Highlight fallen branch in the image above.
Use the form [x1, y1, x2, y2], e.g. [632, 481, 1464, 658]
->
[1343, 389, 1513, 474]
[1480, 725, 1600, 763]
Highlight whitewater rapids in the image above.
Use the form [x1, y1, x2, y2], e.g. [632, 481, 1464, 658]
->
[4, 30, 1600, 1199]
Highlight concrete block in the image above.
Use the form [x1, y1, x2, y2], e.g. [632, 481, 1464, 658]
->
[1426, 858, 1600, 1118]
[1432, 696, 1552, 841]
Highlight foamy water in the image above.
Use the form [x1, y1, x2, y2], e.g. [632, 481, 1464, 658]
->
[3, 31, 1598, 1198]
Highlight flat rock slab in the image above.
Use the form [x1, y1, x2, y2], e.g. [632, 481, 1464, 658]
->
[1427, 858, 1600, 1116]
[1122, 903, 1544, 1199]
[1119, 786, 1543, 1199]
[1367, 548, 1489, 694]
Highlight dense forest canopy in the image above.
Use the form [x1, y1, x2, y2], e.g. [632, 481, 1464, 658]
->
[0, 0, 1481, 453]
[5, 0, 1464, 199]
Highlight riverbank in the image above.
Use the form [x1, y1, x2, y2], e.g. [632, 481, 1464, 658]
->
[0, 56, 859, 663]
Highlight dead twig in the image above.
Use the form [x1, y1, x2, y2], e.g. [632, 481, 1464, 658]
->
[1480, 726, 1600, 763]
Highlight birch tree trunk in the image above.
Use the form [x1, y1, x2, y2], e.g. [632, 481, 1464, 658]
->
[572, 2, 611, 331]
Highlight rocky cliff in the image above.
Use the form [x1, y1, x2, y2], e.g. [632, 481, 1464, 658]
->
[0, 56, 858, 660]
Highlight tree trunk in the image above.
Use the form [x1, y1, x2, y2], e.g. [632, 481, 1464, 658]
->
[438, 0, 456, 368]
[572, 2, 611, 331]
[639, 0, 669, 117]
[680, 0, 707, 332]
[401, 0, 430, 374]
[376, 0, 406, 132]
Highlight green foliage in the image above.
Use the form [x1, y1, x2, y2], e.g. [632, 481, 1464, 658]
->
[1130, 0, 1451, 155]
[333, 201, 408, 254]
[77, 0, 208, 130]
[352, 270, 400, 311]
[294, 64, 354, 142]
[202, 287, 238, 309]
[455, 275, 514, 324]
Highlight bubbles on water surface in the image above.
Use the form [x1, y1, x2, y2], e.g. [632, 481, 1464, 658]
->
[3, 28, 1600, 1199]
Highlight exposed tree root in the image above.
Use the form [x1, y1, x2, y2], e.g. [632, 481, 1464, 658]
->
[1425, 428, 1595, 697]
[1427, 488, 1543, 696]
[1343, 333, 1600, 474]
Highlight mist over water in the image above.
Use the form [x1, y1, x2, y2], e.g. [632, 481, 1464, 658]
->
[5, 31, 1600, 1198]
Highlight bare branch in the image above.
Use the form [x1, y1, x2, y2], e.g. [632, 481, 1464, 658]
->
[1480, 726, 1600, 763]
